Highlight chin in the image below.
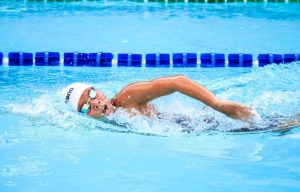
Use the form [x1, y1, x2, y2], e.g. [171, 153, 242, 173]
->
[88, 113, 102, 119]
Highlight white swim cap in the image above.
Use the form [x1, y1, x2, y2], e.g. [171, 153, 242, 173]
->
[62, 82, 92, 112]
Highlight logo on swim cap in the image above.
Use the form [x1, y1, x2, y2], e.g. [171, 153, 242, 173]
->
[65, 88, 74, 104]
[62, 83, 92, 112]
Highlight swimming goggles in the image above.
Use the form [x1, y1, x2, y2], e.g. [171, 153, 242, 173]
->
[80, 87, 97, 114]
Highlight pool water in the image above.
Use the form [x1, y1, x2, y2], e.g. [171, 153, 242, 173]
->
[1, 1, 300, 55]
[1, 1, 300, 192]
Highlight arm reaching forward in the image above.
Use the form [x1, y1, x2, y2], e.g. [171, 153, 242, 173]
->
[114, 75, 259, 122]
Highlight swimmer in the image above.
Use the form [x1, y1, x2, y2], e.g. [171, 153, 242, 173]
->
[63, 75, 260, 123]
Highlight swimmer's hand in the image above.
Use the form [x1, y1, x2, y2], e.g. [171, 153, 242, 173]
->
[217, 101, 260, 123]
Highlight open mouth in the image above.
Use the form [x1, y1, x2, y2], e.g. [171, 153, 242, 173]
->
[102, 105, 108, 115]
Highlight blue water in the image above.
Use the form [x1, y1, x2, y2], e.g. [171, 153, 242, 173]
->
[0, 1, 300, 56]
[1, 1, 300, 192]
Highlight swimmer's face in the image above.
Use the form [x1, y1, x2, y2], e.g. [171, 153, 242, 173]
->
[77, 87, 115, 118]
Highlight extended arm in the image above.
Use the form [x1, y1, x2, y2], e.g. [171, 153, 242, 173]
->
[115, 75, 259, 122]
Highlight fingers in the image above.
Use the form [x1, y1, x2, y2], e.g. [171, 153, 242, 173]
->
[241, 108, 261, 123]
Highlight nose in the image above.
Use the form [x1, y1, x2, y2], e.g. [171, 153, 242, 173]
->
[91, 99, 104, 112]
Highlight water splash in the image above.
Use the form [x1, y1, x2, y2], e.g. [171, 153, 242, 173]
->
[3, 64, 300, 136]
[2, 92, 287, 136]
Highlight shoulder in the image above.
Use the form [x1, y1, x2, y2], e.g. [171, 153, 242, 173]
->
[113, 82, 143, 106]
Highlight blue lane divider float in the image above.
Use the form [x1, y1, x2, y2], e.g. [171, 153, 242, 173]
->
[173, 53, 197, 67]
[118, 53, 142, 67]
[64, 52, 113, 67]
[1, 52, 300, 67]
[284, 54, 299, 63]
[258, 54, 283, 67]
[8, 52, 33, 66]
[64, 52, 88, 67]
[228, 53, 253, 67]
[0, 52, 3, 65]
[88, 52, 114, 67]
[146, 53, 170, 67]
[200, 53, 225, 67]
[35, 52, 60, 66]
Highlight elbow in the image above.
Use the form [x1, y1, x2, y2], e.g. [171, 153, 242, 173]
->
[174, 74, 188, 82]
[173, 74, 188, 82]
[172, 75, 188, 90]
[174, 74, 187, 79]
